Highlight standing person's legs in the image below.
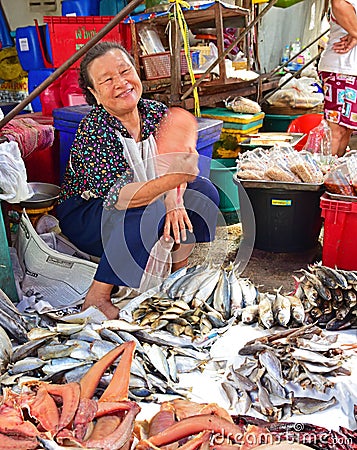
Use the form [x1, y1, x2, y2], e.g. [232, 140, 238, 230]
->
[320, 71, 357, 156]
[328, 122, 353, 157]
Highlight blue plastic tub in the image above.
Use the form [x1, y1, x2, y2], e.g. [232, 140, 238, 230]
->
[15, 25, 52, 71]
[53, 106, 223, 183]
[62, 0, 100, 16]
[28, 68, 55, 112]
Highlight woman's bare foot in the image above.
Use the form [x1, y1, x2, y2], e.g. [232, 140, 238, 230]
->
[82, 280, 119, 319]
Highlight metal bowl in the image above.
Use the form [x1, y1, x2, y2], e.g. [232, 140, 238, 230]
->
[20, 182, 60, 209]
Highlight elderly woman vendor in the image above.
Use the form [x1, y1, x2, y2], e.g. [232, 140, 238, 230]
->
[57, 41, 219, 319]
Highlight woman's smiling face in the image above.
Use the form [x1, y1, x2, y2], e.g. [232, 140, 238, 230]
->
[88, 48, 143, 117]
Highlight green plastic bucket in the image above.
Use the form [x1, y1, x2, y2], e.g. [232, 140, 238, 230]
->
[209, 158, 240, 213]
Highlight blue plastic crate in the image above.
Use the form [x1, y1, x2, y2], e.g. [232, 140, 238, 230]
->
[53, 106, 222, 182]
[62, 0, 100, 16]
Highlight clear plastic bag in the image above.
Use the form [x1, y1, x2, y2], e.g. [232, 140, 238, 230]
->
[139, 236, 174, 292]
[303, 119, 332, 164]
[324, 163, 355, 196]
[0, 141, 33, 203]
[265, 155, 298, 182]
[267, 75, 324, 108]
[287, 151, 324, 183]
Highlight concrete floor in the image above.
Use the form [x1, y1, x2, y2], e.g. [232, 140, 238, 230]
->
[189, 222, 321, 295]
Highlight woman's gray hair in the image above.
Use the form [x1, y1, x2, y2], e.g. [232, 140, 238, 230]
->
[79, 41, 135, 105]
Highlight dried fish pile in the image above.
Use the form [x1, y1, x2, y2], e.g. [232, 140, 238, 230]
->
[295, 265, 357, 330]
[0, 318, 210, 402]
[131, 265, 261, 337]
[221, 324, 351, 422]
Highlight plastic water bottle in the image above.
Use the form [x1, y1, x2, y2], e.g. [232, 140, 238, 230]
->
[290, 38, 302, 70]
[281, 45, 290, 64]
[290, 38, 301, 58]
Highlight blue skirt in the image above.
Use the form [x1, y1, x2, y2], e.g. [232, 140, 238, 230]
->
[57, 177, 219, 288]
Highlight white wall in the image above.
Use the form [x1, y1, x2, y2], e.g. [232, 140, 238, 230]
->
[2, 0, 62, 30]
[257, 0, 326, 73]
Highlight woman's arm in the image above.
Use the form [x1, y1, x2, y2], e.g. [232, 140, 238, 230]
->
[115, 150, 198, 210]
[332, 0, 357, 38]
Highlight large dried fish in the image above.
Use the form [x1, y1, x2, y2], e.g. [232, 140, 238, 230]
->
[292, 395, 337, 414]
[272, 288, 291, 327]
[258, 293, 274, 329]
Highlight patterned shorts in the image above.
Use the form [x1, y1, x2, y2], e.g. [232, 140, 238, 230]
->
[319, 71, 357, 129]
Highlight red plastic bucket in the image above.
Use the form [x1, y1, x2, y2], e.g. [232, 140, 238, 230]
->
[320, 193, 357, 270]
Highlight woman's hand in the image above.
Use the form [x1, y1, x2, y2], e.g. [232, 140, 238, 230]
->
[333, 34, 357, 53]
[164, 188, 193, 244]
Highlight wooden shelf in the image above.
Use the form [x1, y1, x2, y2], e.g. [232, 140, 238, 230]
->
[130, 1, 268, 109]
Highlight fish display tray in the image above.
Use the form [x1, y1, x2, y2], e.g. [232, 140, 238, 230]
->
[325, 191, 357, 203]
[234, 175, 325, 192]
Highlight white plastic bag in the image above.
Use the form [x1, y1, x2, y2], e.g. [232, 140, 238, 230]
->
[139, 236, 174, 292]
[268, 75, 324, 108]
[0, 141, 33, 203]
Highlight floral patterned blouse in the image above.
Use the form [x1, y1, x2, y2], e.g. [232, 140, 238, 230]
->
[59, 98, 168, 206]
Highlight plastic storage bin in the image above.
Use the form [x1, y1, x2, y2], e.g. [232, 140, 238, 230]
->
[53, 105, 222, 182]
[235, 179, 324, 252]
[28, 68, 55, 112]
[62, 0, 100, 16]
[320, 194, 357, 270]
[262, 113, 302, 132]
[196, 118, 223, 178]
[210, 158, 239, 213]
[15, 25, 49, 71]
[44, 16, 132, 68]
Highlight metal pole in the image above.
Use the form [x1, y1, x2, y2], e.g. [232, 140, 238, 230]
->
[181, 0, 279, 101]
[0, 0, 143, 129]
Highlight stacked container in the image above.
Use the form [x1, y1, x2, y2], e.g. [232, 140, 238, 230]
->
[201, 107, 265, 158]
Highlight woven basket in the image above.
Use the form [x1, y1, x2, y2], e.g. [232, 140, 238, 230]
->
[141, 51, 192, 80]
